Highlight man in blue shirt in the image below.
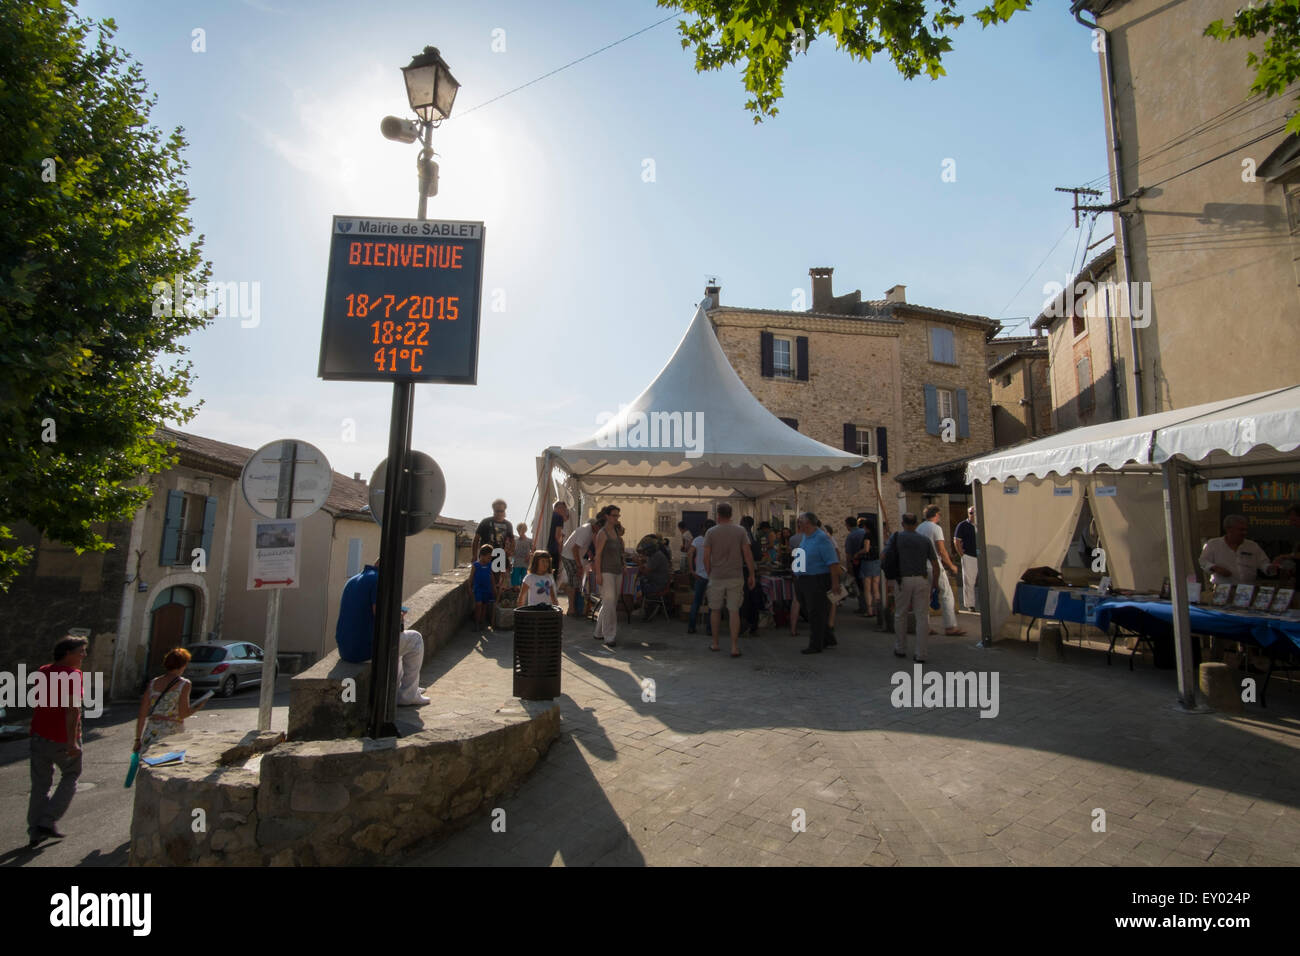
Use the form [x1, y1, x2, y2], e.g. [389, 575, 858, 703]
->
[792, 513, 841, 654]
[334, 562, 428, 705]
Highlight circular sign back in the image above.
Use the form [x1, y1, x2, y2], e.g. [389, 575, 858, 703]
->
[369, 451, 446, 536]
[240, 440, 333, 519]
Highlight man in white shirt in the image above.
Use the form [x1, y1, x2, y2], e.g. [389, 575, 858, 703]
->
[1199, 514, 1274, 588]
[561, 518, 598, 618]
[918, 505, 965, 636]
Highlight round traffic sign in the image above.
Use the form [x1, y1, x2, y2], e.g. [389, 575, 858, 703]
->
[369, 451, 446, 536]
[241, 440, 333, 519]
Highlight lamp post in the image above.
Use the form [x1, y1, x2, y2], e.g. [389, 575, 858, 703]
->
[368, 46, 460, 740]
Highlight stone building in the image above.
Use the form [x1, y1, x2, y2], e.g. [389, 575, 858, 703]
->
[706, 268, 999, 537]
[1, 428, 465, 700]
[1031, 245, 1123, 431]
[987, 332, 1052, 446]
[1079, 0, 1300, 415]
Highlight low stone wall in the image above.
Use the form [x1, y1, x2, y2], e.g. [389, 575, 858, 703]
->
[129, 699, 559, 865]
[289, 567, 471, 742]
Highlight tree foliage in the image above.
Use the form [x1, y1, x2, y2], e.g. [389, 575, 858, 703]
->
[659, 0, 1032, 121]
[663, 0, 1298, 126]
[0, 0, 211, 589]
[1206, 0, 1300, 134]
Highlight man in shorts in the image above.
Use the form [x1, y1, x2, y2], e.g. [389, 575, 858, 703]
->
[703, 503, 756, 658]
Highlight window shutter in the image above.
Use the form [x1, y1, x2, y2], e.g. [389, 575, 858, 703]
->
[779, 417, 799, 430]
[199, 495, 218, 562]
[875, 427, 888, 473]
[432, 542, 443, 574]
[924, 385, 939, 436]
[760, 331, 774, 378]
[957, 389, 970, 438]
[843, 423, 856, 452]
[796, 336, 809, 381]
[347, 537, 363, 577]
[160, 489, 184, 566]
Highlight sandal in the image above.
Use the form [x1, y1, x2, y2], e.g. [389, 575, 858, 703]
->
[730, 651, 742, 658]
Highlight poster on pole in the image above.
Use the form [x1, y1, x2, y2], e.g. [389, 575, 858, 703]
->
[247, 519, 301, 590]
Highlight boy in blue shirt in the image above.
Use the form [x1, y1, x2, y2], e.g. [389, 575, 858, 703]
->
[472, 545, 496, 630]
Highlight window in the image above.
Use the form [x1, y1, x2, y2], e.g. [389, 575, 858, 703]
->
[999, 373, 1012, 388]
[854, 427, 873, 457]
[1076, 356, 1094, 412]
[772, 337, 793, 378]
[929, 327, 956, 365]
[1072, 309, 1086, 338]
[779, 417, 799, 430]
[937, 388, 955, 424]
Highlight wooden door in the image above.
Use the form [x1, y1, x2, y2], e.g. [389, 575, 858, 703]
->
[149, 604, 186, 674]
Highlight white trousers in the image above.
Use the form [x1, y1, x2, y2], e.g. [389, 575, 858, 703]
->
[396, 629, 425, 704]
[894, 576, 931, 660]
[961, 554, 979, 610]
[594, 573, 620, 642]
[929, 564, 958, 629]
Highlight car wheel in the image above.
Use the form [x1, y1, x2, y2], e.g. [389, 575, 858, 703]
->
[220, 674, 237, 698]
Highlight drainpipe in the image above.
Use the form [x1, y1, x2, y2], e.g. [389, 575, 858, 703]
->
[1072, 0, 1144, 417]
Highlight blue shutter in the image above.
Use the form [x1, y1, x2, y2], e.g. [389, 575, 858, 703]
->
[796, 336, 809, 381]
[957, 389, 970, 438]
[924, 385, 939, 436]
[199, 495, 218, 563]
[160, 490, 184, 566]
[876, 427, 888, 473]
[346, 537, 363, 577]
[760, 331, 774, 377]
[843, 423, 856, 452]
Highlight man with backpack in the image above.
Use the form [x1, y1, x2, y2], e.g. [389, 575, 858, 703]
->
[882, 513, 941, 663]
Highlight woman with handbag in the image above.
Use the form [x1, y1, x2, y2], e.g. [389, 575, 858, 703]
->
[134, 647, 208, 754]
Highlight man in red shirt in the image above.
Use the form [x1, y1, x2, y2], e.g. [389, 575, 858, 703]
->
[27, 636, 88, 847]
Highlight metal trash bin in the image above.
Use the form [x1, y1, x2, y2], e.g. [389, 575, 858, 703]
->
[513, 603, 563, 700]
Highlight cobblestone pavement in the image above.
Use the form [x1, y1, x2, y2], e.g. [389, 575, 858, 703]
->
[400, 606, 1300, 866]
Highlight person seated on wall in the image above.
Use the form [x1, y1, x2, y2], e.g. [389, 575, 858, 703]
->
[334, 560, 429, 706]
[1199, 514, 1276, 589]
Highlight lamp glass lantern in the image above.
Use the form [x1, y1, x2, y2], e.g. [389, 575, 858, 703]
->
[402, 46, 460, 123]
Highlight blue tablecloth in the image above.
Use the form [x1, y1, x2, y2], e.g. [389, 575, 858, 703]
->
[1013, 583, 1105, 626]
[1095, 600, 1300, 654]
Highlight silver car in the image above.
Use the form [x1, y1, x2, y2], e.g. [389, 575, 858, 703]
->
[186, 642, 277, 698]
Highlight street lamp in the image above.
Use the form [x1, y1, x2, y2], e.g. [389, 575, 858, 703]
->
[380, 46, 461, 212]
[367, 46, 460, 740]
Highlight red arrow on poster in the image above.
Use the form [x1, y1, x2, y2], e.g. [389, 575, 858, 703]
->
[255, 578, 294, 588]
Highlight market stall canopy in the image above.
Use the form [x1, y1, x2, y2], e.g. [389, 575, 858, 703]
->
[966, 386, 1300, 484]
[547, 301, 865, 498]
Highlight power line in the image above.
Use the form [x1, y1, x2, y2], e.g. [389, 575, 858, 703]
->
[996, 221, 1075, 319]
[452, 15, 678, 119]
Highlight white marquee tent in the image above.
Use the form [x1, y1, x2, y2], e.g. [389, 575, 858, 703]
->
[530, 302, 870, 544]
[965, 384, 1300, 707]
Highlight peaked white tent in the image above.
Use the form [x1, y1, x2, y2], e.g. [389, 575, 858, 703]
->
[531, 302, 868, 541]
[966, 385, 1300, 708]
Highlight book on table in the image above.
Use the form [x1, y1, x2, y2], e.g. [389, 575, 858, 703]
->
[1233, 584, 1255, 608]
[1212, 584, 1233, 606]
[1253, 586, 1276, 612]
[1271, 588, 1295, 614]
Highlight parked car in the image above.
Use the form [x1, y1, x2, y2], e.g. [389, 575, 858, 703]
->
[185, 642, 278, 698]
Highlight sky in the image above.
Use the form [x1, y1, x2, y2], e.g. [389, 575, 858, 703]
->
[77, 0, 1111, 530]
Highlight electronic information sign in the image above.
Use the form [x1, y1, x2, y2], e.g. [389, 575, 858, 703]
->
[317, 216, 485, 384]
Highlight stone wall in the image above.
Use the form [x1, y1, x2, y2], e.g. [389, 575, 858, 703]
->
[129, 700, 559, 865]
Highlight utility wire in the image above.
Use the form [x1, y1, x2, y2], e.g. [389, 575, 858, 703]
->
[452, 15, 678, 119]
[996, 221, 1075, 319]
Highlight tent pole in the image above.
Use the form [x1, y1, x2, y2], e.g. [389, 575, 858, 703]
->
[534, 451, 553, 566]
[973, 479, 992, 648]
[1161, 459, 1197, 709]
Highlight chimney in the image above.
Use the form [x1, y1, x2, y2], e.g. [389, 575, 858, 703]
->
[809, 267, 833, 311]
[885, 284, 906, 304]
[353, 472, 361, 481]
[703, 283, 720, 308]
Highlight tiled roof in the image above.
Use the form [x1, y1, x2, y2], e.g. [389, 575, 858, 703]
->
[158, 427, 467, 530]
[1031, 245, 1117, 329]
[988, 344, 1049, 377]
[894, 450, 991, 484]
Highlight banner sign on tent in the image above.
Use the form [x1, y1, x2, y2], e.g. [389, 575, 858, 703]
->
[1095, 485, 1118, 497]
[1003, 485, 1019, 495]
[1053, 486, 1074, 496]
[1208, 478, 1244, 492]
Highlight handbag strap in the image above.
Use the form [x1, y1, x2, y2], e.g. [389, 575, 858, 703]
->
[147, 676, 182, 717]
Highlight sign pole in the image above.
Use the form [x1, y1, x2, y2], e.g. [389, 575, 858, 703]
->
[259, 440, 296, 732]
[367, 123, 432, 739]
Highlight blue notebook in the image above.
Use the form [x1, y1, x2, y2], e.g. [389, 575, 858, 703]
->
[141, 750, 186, 767]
